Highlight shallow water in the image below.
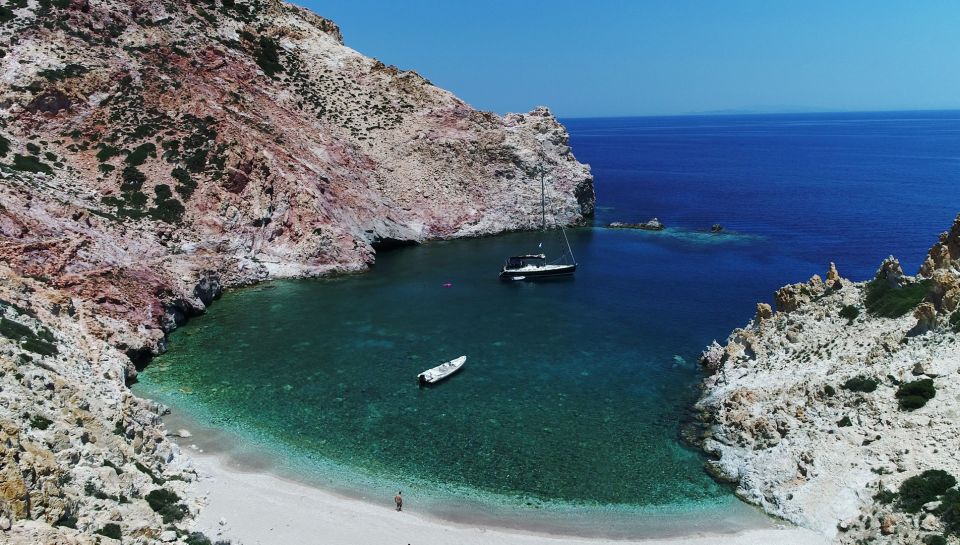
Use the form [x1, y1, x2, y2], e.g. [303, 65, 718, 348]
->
[135, 110, 960, 534]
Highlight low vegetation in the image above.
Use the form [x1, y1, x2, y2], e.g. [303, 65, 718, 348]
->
[11, 154, 53, 174]
[255, 36, 284, 77]
[896, 378, 936, 411]
[842, 376, 879, 393]
[898, 470, 956, 513]
[145, 488, 188, 523]
[950, 311, 960, 332]
[864, 279, 932, 318]
[0, 317, 59, 356]
[95, 523, 122, 540]
[839, 304, 860, 323]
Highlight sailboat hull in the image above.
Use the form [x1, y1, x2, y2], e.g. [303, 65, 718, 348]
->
[499, 263, 577, 280]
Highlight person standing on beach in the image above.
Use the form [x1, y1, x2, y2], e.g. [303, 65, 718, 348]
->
[394, 491, 403, 511]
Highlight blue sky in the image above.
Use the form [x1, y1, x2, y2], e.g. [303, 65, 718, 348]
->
[301, 1, 960, 118]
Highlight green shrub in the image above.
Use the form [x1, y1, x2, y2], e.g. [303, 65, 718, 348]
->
[148, 184, 185, 223]
[823, 384, 836, 397]
[873, 489, 896, 504]
[125, 142, 156, 166]
[938, 488, 960, 536]
[839, 304, 860, 323]
[96, 145, 123, 162]
[0, 134, 9, 157]
[185, 532, 213, 545]
[899, 469, 957, 512]
[95, 523, 122, 539]
[842, 376, 878, 393]
[837, 416, 852, 427]
[864, 279, 931, 318]
[30, 415, 52, 430]
[0, 318, 33, 340]
[896, 379, 935, 411]
[172, 167, 197, 198]
[950, 311, 960, 333]
[11, 154, 53, 174]
[22, 337, 58, 356]
[924, 535, 947, 545]
[26, 142, 40, 154]
[0, 5, 14, 24]
[135, 461, 164, 484]
[255, 36, 284, 77]
[38, 63, 88, 81]
[145, 488, 187, 523]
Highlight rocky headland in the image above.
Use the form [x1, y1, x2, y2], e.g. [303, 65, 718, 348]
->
[0, 0, 593, 542]
[697, 214, 960, 544]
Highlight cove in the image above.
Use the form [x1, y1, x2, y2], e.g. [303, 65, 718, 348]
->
[135, 227, 787, 535]
[134, 111, 960, 536]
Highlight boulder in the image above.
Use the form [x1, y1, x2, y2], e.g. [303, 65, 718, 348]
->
[826, 262, 841, 285]
[755, 303, 773, 322]
[919, 213, 960, 276]
[880, 514, 896, 535]
[875, 256, 906, 288]
[909, 302, 937, 336]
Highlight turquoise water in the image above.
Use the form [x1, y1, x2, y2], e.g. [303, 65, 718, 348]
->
[135, 111, 960, 532]
[138, 229, 751, 509]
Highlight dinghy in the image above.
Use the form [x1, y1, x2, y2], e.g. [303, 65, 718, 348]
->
[418, 356, 466, 385]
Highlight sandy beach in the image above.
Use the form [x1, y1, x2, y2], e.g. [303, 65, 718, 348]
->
[180, 445, 828, 545]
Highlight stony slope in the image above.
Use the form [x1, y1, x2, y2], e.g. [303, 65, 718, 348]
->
[697, 214, 960, 544]
[0, 0, 593, 542]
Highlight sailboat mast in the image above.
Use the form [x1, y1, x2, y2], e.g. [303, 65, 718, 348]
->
[539, 164, 546, 232]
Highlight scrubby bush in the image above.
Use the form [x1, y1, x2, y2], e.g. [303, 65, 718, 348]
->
[185, 532, 213, 545]
[96, 145, 123, 162]
[823, 384, 836, 397]
[255, 36, 283, 77]
[924, 535, 947, 545]
[0, 134, 9, 157]
[146, 488, 187, 523]
[148, 184, 185, 223]
[0, 318, 33, 340]
[896, 378, 936, 411]
[864, 279, 932, 318]
[95, 523, 122, 539]
[22, 337, 58, 356]
[11, 154, 53, 174]
[837, 416, 852, 427]
[839, 305, 860, 323]
[172, 167, 197, 198]
[125, 142, 157, 166]
[950, 311, 960, 332]
[899, 469, 957, 512]
[842, 376, 879, 393]
[873, 489, 896, 504]
[938, 488, 960, 536]
[29, 414, 52, 430]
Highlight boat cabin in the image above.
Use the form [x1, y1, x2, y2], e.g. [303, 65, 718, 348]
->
[503, 254, 547, 270]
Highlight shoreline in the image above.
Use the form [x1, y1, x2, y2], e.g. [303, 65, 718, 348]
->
[157, 412, 827, 545]
[182, 440, 828, 545]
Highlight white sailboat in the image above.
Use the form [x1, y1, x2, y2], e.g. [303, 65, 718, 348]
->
[499, 164, 577, 281]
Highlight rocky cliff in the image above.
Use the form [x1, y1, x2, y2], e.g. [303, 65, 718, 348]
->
[0, 0, 593, 542]
[697, 214, 960, 545]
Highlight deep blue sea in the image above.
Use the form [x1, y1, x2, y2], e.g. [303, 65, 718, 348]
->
[135, 110, 960, 537]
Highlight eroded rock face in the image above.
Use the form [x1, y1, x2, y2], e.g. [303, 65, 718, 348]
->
[0, 0, 593, 353]
[696, 215, 960, 545]
[920, 213, 960, 276]
[0, 1, 594, 542]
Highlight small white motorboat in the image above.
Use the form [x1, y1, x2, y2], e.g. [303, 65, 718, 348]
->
[418, 356, 466, 386]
